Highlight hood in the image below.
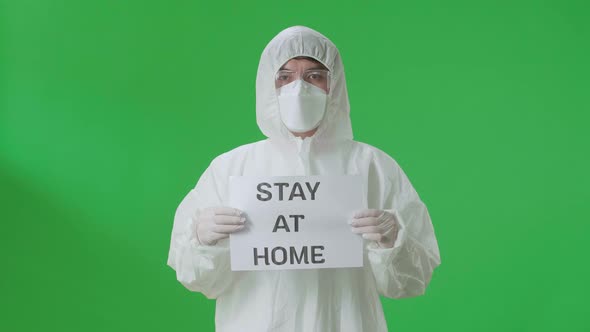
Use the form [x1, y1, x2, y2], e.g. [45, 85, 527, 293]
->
[255, 26, 353, 142]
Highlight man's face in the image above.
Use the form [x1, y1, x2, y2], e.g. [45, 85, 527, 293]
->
[275, 57, 330, 93]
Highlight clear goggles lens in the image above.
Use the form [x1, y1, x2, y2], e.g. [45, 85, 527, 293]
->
[275, 69, 330, 92]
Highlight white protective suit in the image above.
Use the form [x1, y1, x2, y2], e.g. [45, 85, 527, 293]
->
[167, 26, 441, 332]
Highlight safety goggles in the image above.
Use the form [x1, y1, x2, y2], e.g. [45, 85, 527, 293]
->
[275, 69, 331, 92]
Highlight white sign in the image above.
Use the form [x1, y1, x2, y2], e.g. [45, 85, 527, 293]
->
[229, 176, 365, 271]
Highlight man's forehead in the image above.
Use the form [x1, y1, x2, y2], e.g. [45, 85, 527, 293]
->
[280, 56, 328, 70]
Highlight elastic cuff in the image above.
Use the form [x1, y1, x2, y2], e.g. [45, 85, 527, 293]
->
[367, 209, 405, 254]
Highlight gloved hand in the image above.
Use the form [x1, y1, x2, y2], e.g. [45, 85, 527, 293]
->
[350, 209, 400, 248]
[195, 207, 246, 246]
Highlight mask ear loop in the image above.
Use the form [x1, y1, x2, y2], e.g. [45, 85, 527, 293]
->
[313, 67, 333, 140]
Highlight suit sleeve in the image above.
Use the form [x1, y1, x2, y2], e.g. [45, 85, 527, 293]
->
[367, 160, 441, 299]
[166, 166, 235, 299]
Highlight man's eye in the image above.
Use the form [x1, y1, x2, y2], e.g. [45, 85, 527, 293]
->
[277, 73, 292, 81]
[306, 72, 325, 80]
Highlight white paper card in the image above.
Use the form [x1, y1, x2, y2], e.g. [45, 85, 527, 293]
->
[229, 175, 365, 271]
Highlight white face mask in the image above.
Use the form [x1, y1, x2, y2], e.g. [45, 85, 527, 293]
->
[277, 80, 328, 133]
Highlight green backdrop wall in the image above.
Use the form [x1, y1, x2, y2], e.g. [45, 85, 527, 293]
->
[1, 1, 588, 331]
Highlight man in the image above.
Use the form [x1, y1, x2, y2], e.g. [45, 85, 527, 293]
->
[167, 26, 440, 332]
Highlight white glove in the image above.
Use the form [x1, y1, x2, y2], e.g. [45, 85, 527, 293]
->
[350, 209, 400, 248]
[195, 207, 246, 246]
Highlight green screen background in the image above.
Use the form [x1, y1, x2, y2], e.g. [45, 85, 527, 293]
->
[1, 1, 588, 331]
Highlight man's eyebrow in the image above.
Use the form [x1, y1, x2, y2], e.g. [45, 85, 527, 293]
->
[279, 65, 328, 71]
[307, 66, 328, 70]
